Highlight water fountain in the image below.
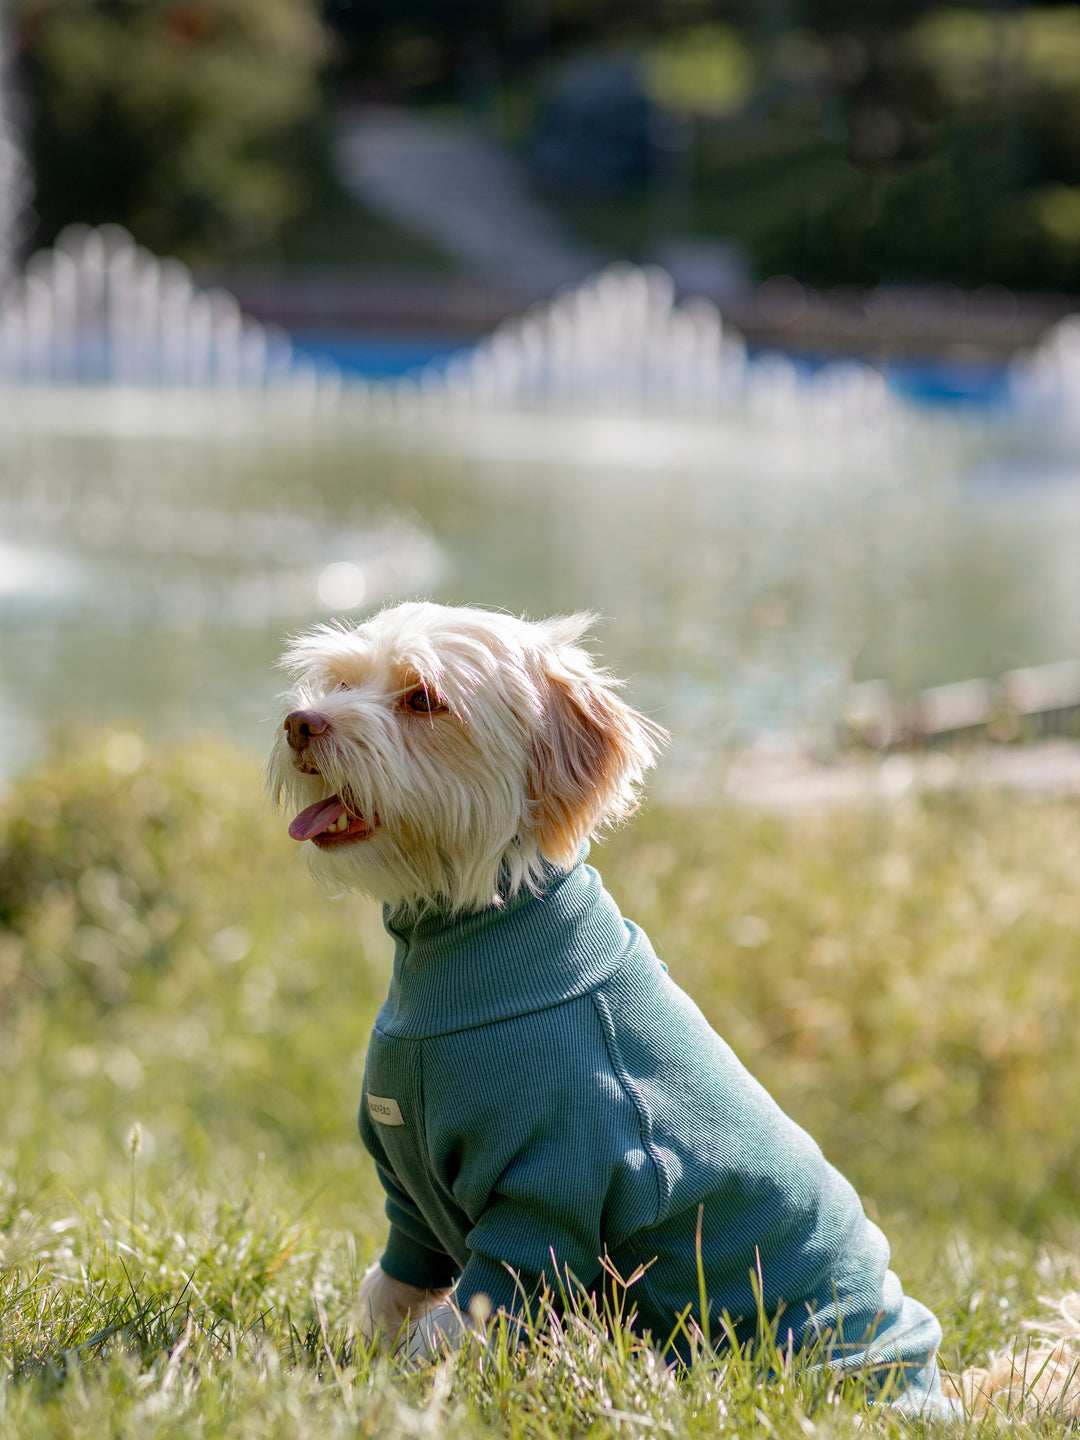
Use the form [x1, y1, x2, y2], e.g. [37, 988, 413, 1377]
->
[407, 263, 891, 429]
[1010, 313, 1080, 428]
[0, 223, 330, 390]
[0, 215, 1072, 448]
[0, 216, 1077, 792]
[0, 223, 896, 442]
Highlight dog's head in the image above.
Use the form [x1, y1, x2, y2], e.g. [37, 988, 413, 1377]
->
[268, 601, 667, 912]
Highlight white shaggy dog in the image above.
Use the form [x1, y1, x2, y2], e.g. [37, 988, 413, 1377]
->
[269, 602, 664, 1362]
[268, 601, 1078, 1415]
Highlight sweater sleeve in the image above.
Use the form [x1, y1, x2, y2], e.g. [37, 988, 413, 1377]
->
[376, 1164, 462, 1290]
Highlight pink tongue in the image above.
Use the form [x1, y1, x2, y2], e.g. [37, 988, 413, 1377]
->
[289, 795, 347, 841]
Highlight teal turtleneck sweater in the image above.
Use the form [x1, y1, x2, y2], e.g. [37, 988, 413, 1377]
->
[358, 854, 945, 1404]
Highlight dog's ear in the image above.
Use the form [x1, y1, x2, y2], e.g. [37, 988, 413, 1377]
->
[529, 620, 667, 869]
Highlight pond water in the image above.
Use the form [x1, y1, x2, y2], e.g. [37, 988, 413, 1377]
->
[3, 391, 1080, 790]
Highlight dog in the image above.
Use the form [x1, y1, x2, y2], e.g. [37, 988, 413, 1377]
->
[268, 600, 1061, 1415]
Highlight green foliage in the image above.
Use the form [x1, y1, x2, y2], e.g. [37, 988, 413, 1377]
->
[11, 0, 328, 259]
[0, 734, 1078, 1435]
[912, 8, 1080, 124]
[643, 24, 755, 118]
[0, 730, 387, 1188]
[898, 6, 1080, 285]
[555, 7, 1080, 289]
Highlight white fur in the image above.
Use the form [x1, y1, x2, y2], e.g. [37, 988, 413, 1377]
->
[355, 1261, 454, 1349]
[268, 601, 666, 913]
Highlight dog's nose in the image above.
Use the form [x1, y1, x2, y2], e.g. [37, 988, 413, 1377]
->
[285, 709, 331, 752]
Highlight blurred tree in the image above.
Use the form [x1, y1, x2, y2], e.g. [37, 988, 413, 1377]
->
[11, 0, 328, 260]
[907, 7, 1080, 286]
[644, 22, 754, 118]
[913, 7, 1080, 176]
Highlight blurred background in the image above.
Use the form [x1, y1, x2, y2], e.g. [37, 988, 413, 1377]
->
[16, 0, 1080, 303]
[5, 0, 1080, 788]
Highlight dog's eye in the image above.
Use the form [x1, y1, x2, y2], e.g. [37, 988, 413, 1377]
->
[403, 686, 448, 715]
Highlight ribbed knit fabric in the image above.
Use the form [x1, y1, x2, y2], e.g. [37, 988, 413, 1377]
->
[358, 853, 947, 1407]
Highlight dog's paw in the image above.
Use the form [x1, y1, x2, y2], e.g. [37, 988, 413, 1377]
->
[403, 1300, 479, 1365]
[355, 1261, 454, 1348]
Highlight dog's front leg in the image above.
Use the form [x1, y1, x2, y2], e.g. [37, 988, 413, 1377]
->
[356, 1261, 454, 1349]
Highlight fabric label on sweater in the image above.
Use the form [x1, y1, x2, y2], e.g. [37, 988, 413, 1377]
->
[367, 1093, 404, 1126]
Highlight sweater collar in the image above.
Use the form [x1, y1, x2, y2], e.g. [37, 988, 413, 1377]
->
[376, 851, 632, 1038]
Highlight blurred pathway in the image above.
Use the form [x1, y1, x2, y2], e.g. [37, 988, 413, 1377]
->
[334, 107, 598, 298]
[713, 738, 1080, 812]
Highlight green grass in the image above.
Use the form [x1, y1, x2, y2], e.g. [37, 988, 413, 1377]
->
[1, 732, 1079, 1436]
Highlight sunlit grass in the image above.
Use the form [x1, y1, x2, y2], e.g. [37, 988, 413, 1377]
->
[1, 732, 1078, 1436]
